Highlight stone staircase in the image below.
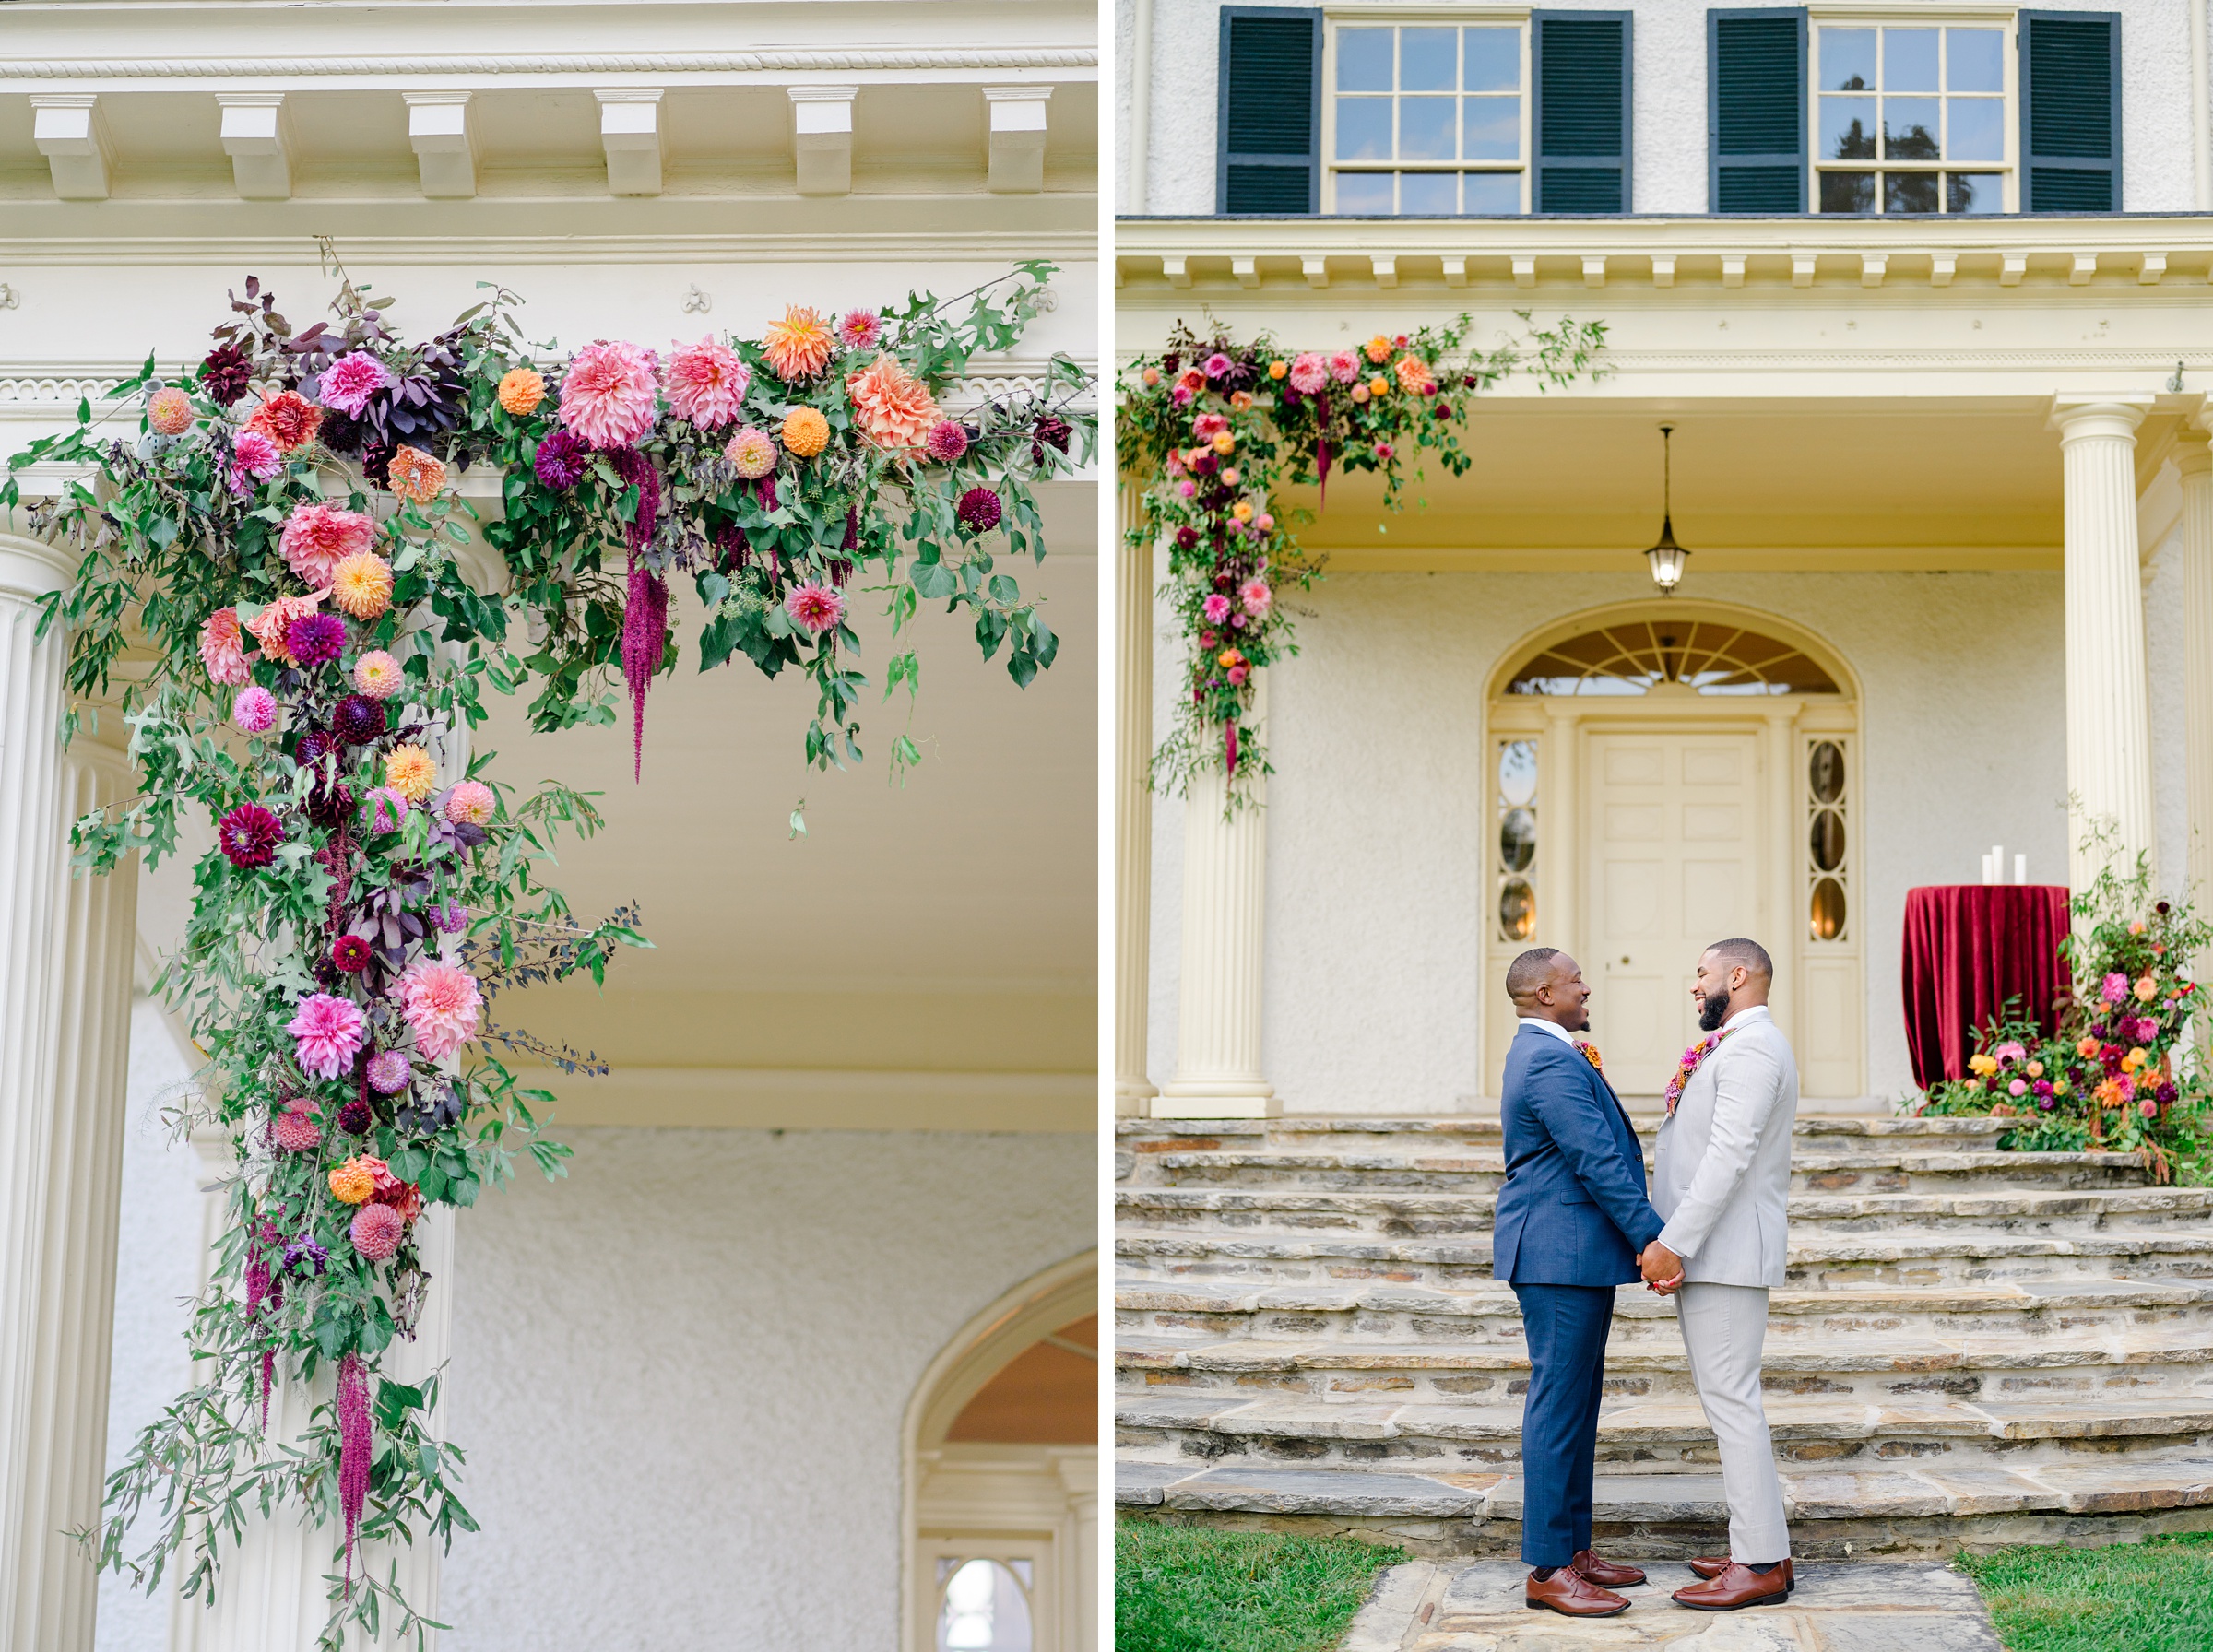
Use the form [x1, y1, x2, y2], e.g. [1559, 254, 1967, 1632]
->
[1115, 1113, 2213, 1556]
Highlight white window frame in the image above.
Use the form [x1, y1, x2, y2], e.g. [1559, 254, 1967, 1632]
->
[1321, 7, 1534, 217]
[1807, 8, 2018, 215]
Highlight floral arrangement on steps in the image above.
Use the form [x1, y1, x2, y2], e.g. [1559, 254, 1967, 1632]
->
[0, 258, 1090, 1650]
[1118, 313, 1606, 808]
[1914, 847, 2211, 1183]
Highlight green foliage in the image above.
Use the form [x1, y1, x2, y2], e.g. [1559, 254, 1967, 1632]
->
[1957, 1531, 2213, 1652]
[1115, 1520, 1404, 1652]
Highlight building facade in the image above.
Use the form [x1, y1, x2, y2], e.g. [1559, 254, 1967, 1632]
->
[1116, 0, 2213, 1118]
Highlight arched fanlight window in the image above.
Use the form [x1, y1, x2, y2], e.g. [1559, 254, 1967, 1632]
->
[1507, 618, 1840, 697]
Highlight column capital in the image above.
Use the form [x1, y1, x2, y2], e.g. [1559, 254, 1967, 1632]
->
[2048, 395, 2155, 441]
[0, 534, 76, 606]
[2178, 425, 2213, 479]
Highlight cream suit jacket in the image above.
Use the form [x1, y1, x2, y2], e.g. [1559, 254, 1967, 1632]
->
[1651, 1005, 1799, 1288]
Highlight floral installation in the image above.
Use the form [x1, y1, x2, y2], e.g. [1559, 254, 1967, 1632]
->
[0, 254, 1090, 1649]
[1913, 843, 2211, 1182]
[1119, 314, 1606, 807]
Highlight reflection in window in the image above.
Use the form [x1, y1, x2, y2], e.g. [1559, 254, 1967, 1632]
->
[1815, 24, 2007, 213]
[1498, 739, 1537, 941]
[1806, 740, 1849, 942]
[1331, 23, 1525, 214]
[1507, 620, 1840, 697]
[938, 1558, 1034, 1652]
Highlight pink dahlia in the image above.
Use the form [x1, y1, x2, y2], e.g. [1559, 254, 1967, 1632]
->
[1328, 350, 1361, 385]
[662, 336, 751, 431]
[2102, 972, 2130, 1005]
[148, 386, 195, 436]
[352, 650, 403, 700]
[1239, 577, 1272, 618]
[396, 959, 482, 1062]
[290, 993, 367, 1081]
[318, 352, 393, 417]
[837, 309, 883, 350]
[785, 582, 846, 636]
[1202, 593, 1233, 625]
[1288, 353, 1328, 395]
[726, 426, 777, 479]
[444, 780, 495, 826]
[232, 429, 282, 482]
[366, 1049, 412, 1095]
[1192, 413, 1229, 442]
[272, 1108, 323, 1153]
[924, 420, 969, 464]
[361, 786, 409, 834]
[232, 686, 278, 734]
[558, 340, 659, 448]
[350, 1202, 405, 1261]
[218, 803, 283, 868]
[200, 608, 252, 686]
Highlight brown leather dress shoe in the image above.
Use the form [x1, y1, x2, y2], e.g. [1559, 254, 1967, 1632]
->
[1526, 1566, 1631, 1617]
[1570, 1548, 1647, 1587]
[1673, 1560, 1792, 1611]
[1688, 1555, 1793, 1594]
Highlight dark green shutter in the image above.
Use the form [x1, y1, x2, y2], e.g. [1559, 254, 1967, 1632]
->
[2021, 12, 2121, 211]
[1533, 13, 1632, 212]
[1216, 7, 1320, 214]
[1709, 9, 1805, 212]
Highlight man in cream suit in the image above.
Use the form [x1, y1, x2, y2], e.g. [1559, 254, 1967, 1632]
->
[1639, 937, 1797, 1611]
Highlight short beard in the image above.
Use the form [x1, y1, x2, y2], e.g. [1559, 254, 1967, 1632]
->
[1697, 992, 1729, 1032]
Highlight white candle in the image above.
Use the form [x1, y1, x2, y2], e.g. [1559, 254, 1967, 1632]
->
[2014, 853, 2027, 885]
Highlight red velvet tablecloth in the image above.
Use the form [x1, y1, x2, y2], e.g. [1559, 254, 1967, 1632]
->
[1901, 885, 2073, 1088]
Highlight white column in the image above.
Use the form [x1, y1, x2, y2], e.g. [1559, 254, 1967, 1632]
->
[1155, 680, 1276, 1117]
[2052, 397, 2158, 891]
[0, 535, 77, 1652]
[2179, 427, 2213, 973]
[1056, 1454, 1098, 1652]
[1115, 490, 1156, 1114]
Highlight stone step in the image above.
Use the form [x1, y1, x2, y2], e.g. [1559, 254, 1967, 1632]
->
[1117, 1269, 2213, 1346]
[1114, 1456, 2213, 1556]
[1116, 1386, 2213, 1471]
[1119, 1114, 2014, 1147]
[1116, 1319, 2213, 1404]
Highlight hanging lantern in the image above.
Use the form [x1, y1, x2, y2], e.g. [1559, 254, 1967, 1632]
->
[1644, 422, 1690, 596]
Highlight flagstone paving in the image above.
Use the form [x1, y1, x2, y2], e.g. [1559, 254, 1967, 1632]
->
[1339, 1559, 2003, 1652]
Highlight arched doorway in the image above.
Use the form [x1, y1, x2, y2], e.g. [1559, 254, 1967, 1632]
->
[1483, 603, 1863, 1099]
[905, 1252, 1096, 1652]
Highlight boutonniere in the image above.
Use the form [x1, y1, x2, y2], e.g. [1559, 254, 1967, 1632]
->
[1577, 1041, 1604, 1072]
[1663, 1026, 1737, 1115]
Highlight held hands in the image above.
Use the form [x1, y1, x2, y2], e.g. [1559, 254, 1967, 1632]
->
[1639, 1240, 1685, 1295]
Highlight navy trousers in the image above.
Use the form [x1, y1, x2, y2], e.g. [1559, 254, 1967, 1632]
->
[1512, 1282, 1616, 1566]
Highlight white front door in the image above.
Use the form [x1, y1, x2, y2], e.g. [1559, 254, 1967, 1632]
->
[1585, 731, 1763, 1094]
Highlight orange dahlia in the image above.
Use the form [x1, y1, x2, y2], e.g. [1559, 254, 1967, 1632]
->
[246, 390, 323, 454]
[330, 551, 394, 620]
[384, 743, 436, 803]
[387, 445, 447, 505]
[762, 306, 834, 382]
[497, 368, 546, 416]
[781, 406, 830, 459]
[845, 354, 941, 454]
[1393, 356, 1435, 395]
[148, 387, 195, 436]
[329, 1159, 375, 1205]
[1362, 335, 1393, 365]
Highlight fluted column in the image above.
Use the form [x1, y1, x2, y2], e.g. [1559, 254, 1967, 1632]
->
[0, 534, 78, 1652]
[1057, 1454, 1098, 1652]
[2179, 427, 2213, 984]
[1156, 679, 1275, 1117]
[1115, 487, 1157, 1113]
[2053, 397, 2158, 891]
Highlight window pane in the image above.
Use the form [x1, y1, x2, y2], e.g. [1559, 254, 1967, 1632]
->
[1464, 28, 1521, 92]
[1336, 98, 1393, 160]
[1884, 98, 1940, 159]
[1401, 96, 1457, 160]
[1885, 28, 1939, 91]
[1947, 98, 2004, 162]
[1819, 171, 1876, 212]
[1463, 170, 1521, 213]
[1808, 741, 1844, 804]
[1820, 96, 1876, 159]
[1402, 28, 1457, 91]
[1810, 809, 1846, 872]
[1500, 877, 1535, 941]
[1335, 171, 1393, 213]
[940, 1559, 1032, 1652]
[1947, 27, 2004, 92]
[1885, 171, 1939, 213]
[1810, 877, 1847, 942]
[1946, 171, 2005, 213]
[1338, 29, 1393, 91]
[1402, 170, 1458, 213]
[1501, 807, 1536, 872]
[1463, 96, 1520, 159]
[1820, 28, 1876, 91]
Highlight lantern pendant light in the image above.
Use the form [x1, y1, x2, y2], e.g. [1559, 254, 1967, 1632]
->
[1644, 422, 1690, 596]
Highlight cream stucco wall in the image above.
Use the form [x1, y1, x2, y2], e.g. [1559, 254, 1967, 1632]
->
[1120, 0, 2203, 218]
[1147, 568, 2076, 1109]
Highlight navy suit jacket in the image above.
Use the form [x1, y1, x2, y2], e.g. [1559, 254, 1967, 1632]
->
[1493, 1023, 1664, 1285]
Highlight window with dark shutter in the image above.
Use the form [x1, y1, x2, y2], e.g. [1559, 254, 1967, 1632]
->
[1710, 9, 1805, 212]
[1217, 7, 1321, 214]
[2020, 11, 2120, 212]
[1532, 12, 1632, 213]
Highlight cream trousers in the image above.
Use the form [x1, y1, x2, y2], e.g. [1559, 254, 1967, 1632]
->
[1675, 1280, 1791, 1564]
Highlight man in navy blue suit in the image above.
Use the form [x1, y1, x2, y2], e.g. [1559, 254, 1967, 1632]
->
[1494, 946, 1673, 1618]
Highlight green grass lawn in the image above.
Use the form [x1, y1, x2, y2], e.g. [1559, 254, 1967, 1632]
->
[1958, 1532, 2213, 1652]
[1116, 1520, 1404, 1652]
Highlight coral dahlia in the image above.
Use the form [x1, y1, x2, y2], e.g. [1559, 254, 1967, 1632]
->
[200, 608, 252, 686]
[498, 368, 547, 416]
[396, 959, 482, 1061]
[272, 1109, 323, 1153]
[148, 386, 195, 436]
[785, 582, 846, 635]
[846, 353, 940, 453]
[290, 993, 367, 1081]
[246, 390, 323, 454]
[384, 744, 436, 804]
[232, 686, 278, 735]
[1240, 577, 1273, 618]
[444, 780, 495, 826]
[762, 306, 834, 382]
[725, 426, 777, 479]
[352, 650, 403, 700]
[247, 594, 322, 666]
[387, 445, 447, 505]
[1393, 356, 1435, 395]
[558, 339, 659, 448]
[218, 803, 283, 868]
[350, 1202, 406, 1261]
[330, 551, 394, 620]
[279, 502, 375, 587]
[956, 486, 1003, 535]
[663, 336, 751, 430]
[319, 352, 393, 417]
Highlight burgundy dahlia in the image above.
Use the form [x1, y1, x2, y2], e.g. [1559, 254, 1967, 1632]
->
[331, 934, 373, 973]
[286, 612, 346, 667]
[305, 780, 355, 830]
[200, 345, 254, 407]
[337, 1098, 374, 1135]
[535, 428, 589, 490]
[955, 486, 1002, 536]
[1030, 412, 1073, 464]
[294, 728, 339, 771]
[332, 694, 387, 746]
[218, 803, 283, 868]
